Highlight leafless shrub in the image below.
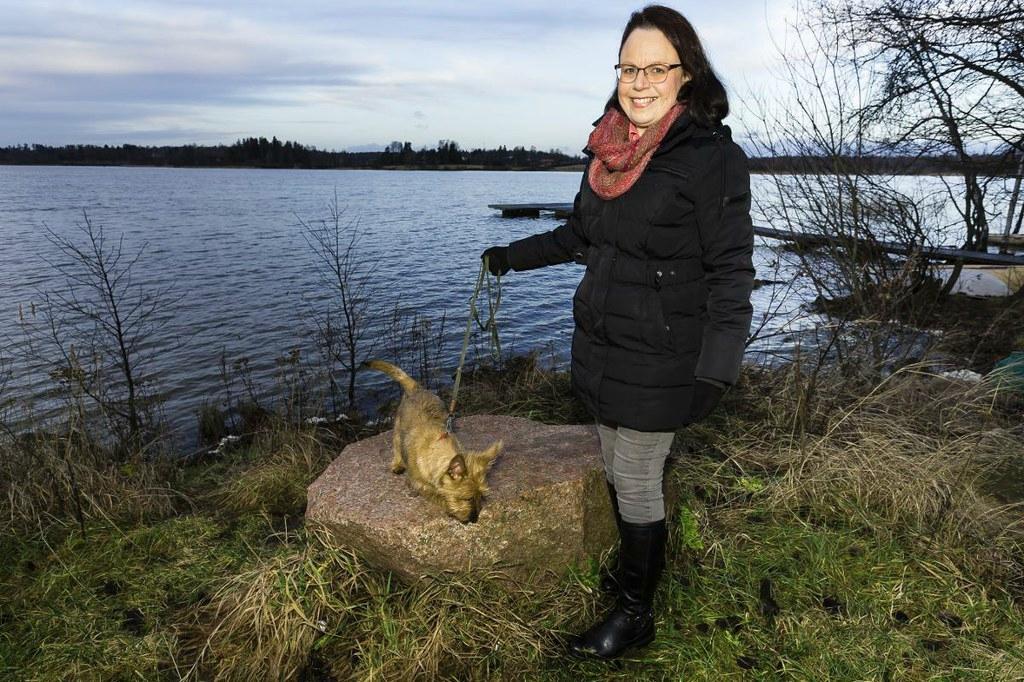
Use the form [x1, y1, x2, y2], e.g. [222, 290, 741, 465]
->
[742, 1, 956, 380]
[818, 0, 1024, 289]
[10, 211, 178, 455]
[299, 193, 379, 414]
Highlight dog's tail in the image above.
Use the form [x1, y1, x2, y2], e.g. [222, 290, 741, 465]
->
[361, 360, 419, 393]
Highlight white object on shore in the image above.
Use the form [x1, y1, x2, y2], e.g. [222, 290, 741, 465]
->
[938, 369, 984, 383]
[207, 434, 242, 456]
[932, 264, 1024, 297]
[305, 414, 350, 425]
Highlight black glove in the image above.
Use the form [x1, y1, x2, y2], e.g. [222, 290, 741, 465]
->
[481, 246, 511, 276]
[687, 379, 724, 423]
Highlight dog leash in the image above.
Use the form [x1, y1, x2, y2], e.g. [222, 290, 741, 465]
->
[446, 256, 501, 432]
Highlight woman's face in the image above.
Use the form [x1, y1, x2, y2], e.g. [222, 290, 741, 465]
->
[617, 27, 689, 135]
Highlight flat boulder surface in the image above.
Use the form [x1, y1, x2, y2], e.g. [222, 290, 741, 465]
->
[307, 414, 616, 583]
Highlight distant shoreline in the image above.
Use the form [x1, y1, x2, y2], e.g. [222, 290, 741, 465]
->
[2, 136, 1017, 176]
[1, 162, 1017, 178]
[0, 162, 589, 172]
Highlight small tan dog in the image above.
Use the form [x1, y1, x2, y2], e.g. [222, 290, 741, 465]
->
[363, 360, 502, 523]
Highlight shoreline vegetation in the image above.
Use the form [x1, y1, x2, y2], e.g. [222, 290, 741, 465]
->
[6, 142, 1024, 682]
[1, 137, 1020, 175]
[3, 319, 1024, 678]
[3, 191, 1024, 679]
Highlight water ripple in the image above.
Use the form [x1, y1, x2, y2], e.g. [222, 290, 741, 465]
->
[1, 166, 798, 444]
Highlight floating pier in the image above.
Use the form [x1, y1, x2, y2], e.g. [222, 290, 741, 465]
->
[488, 203, 574, 219]
[988, 233, 1024, 252]
[751, 226, 1024, 266]
[490, 202, 1024, 267]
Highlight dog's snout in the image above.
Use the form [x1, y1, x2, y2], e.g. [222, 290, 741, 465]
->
[468, 508, 479, 523]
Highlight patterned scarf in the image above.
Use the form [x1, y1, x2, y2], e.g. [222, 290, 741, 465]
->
[586, 103, 685, 200]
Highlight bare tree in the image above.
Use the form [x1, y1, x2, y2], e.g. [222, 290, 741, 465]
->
[850, 0, 1023, 110]
[14, 212, 177, 453]
[299, 193, 378, 412]
[820, 0, 1024, 291]
[741, 1, 951, 378]
[747, 5, 939, 300]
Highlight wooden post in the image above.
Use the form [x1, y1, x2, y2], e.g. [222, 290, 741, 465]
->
[1004, 145, 1024, 248]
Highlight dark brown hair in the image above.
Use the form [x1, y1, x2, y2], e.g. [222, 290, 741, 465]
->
[606, 5, 729, 127]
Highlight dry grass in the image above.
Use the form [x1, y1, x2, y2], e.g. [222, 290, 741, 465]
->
[208, 430, 333, 517]
[174, 523, 598, 681]
[6, 355, 1024, 680]
[175, 524, 363, 681]
[453, 352, 591, 425]
[0, 432, 181, 535]
[698, 363, 1024, 597]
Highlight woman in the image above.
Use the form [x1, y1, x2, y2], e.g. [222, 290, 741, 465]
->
[482, 5, 754, 659]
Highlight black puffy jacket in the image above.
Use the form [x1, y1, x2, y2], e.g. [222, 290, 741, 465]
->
[506, 112, 754, 431]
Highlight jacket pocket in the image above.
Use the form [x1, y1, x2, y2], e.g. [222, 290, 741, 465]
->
[646, 166, 694, 227]
[645, 185, 698, 259]
[658, 285, 704, 354]
[642, 288, 673, 352]
[572, 269, 596, 335]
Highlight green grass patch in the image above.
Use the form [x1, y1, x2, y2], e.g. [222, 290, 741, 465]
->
[6, 489, 1024, 680]
[651, 509, 1024, 680]
[3, 361, 1024, 680]
[0, 511, 300, 680]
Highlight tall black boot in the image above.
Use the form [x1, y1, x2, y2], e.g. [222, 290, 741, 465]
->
[599, 481, 623, 594]
[569, 518, 667, 659]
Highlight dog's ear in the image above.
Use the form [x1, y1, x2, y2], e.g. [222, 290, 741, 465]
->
[447, 454, 468, 480]
[474, 440, 502, 469]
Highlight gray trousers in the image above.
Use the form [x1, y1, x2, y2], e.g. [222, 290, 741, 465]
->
[596, 420, 676, 524]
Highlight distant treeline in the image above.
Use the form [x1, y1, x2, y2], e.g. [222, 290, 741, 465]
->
[0, 137, 585, 170]
[0, 137, 1018, 175]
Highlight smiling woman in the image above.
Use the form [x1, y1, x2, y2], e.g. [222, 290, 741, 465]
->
[481, 3, 754, 661]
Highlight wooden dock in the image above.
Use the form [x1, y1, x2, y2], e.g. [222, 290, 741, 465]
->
[752, 226, 1024, 266]
[488, 203, 574, 218]
[988, 232, 1024, 251]
[490, 203, 1024, 267]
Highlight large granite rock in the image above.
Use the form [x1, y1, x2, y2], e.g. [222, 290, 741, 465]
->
[306, 414, 617, 583]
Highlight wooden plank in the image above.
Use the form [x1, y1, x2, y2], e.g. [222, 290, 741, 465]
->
[754, 225, 1024, 266]
[988, 233, 1024, 250]
[488, 202, 1024, 266]
[488, 203, 574, 210]
[488, 202, 573, 218]
[501, 207, 541, 218]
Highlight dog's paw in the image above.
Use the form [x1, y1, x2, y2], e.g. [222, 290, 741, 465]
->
[391, 464, 406, 474]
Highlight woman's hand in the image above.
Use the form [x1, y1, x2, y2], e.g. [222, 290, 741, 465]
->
[481, 246, 511, 276]
[687, 379, 724, 423]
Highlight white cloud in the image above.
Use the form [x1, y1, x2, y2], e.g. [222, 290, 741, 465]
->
[0, 0, 796, 149]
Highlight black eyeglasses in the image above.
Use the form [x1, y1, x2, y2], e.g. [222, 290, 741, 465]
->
[614, 63, 682, 84]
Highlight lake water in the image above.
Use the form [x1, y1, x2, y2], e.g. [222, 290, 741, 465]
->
[4, 165, 996, 446]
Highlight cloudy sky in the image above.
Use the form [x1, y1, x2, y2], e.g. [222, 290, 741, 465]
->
[0, 1, 793, 152]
